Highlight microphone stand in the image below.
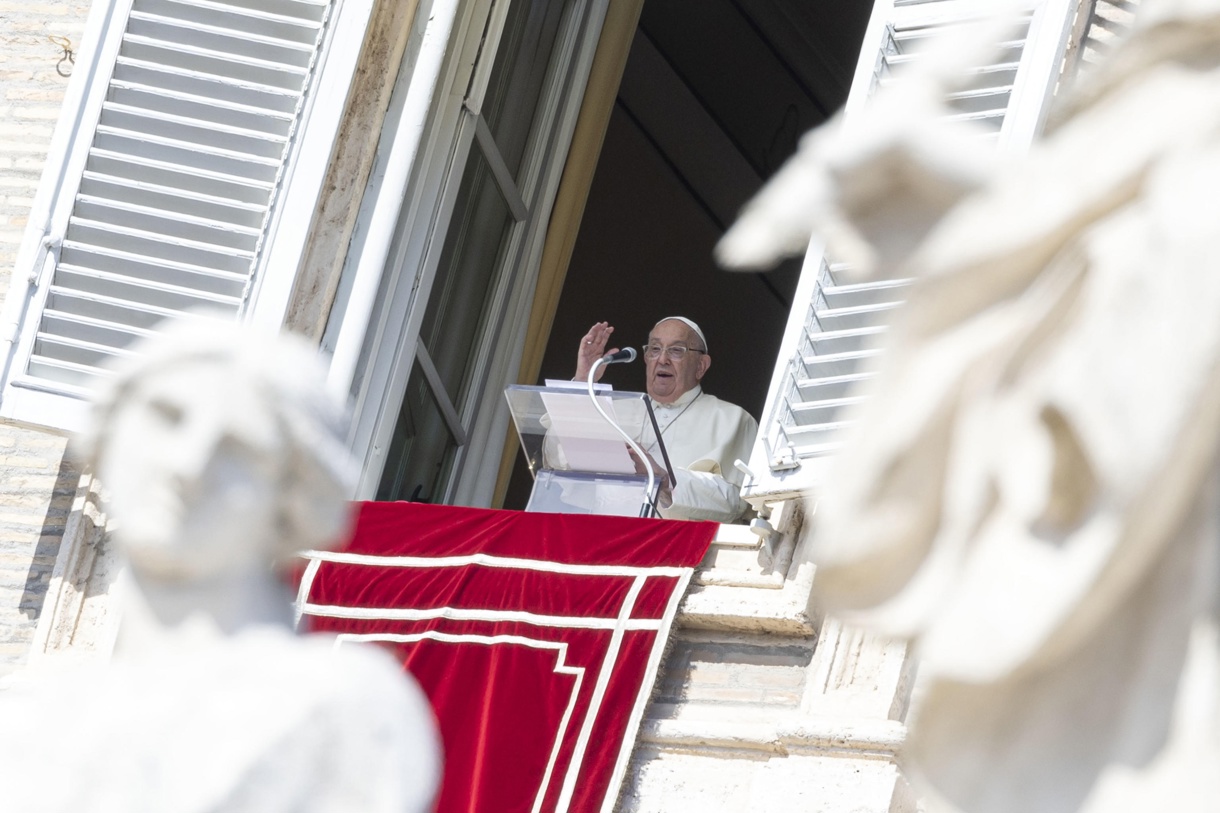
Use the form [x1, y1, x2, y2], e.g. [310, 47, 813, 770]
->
[587, 357, 658, 518]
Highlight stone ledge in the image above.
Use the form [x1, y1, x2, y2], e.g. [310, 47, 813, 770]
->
[638, 716, 906, 757]
[679, 502, 816, 635]
[678, 576, 817, 636]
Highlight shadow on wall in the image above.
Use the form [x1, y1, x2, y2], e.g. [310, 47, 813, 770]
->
[19, 453, 82, 621]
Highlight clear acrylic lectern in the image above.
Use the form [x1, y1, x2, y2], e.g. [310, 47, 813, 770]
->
[504, 384, 674, 517]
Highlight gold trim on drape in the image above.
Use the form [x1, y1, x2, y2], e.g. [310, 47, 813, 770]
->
[492, 0, 645, 507]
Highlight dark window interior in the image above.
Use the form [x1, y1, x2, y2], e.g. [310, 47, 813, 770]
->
[504, 0, 873, 508]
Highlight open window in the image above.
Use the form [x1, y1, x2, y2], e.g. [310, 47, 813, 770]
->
[325, 0, 613, 502]
[498, 0, 880, 510]
[370, 0, 592, 503]
[326, 0, 898, 510]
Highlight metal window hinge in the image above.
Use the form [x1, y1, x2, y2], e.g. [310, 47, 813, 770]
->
[32, 234, 63, 286]
[765, 436, 800, 472]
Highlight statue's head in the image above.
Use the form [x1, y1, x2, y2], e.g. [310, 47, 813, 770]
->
[78, 316, 355, 584]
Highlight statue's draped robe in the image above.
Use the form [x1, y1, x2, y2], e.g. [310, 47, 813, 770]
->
[765, 10, 1220, 813]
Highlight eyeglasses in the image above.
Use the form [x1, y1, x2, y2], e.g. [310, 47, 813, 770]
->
[642, 344, 705, 361]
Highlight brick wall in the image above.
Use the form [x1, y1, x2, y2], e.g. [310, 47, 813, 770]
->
[0, 1, 92, 289]
[0, 425, 76, 672]
[0, 1, 93, 676]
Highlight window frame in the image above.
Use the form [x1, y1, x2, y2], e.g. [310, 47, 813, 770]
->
[324, 0, 610, 502]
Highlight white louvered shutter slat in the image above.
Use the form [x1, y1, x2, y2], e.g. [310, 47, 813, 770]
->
[79, 172, 267, 229]
[92, 129, 282, 180]
[136, 0, 325, 42]
[100, 103, 290, 158]
[86, 151, 275, 202]
[111, 61, 300, 113]
[875, 13, 1035, 142]
[743, 0, 1079, 503]
[1064, 1, 1140, 79]
[762, 258, 892, 470]
[65, 217, 254, 270]
[53, 264, 242, 309]
[73, 195, 261, 248]
[3, 0, 336, 406]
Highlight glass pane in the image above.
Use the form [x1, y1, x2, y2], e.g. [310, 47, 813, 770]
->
[376, 358, 460, 502]
[418, 146, 514, 403]
[376, 0, 578, 506]
[483, 0, 568, 183]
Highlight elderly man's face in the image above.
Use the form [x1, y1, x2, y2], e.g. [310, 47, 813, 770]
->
[645, 319, 711, 404]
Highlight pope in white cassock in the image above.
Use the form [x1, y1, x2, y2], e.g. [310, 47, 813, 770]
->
[574, 317, 758, 523]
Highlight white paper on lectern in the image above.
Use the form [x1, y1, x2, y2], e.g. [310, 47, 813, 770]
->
[543, 379, 611, 392]
[539, 391, 637, 474]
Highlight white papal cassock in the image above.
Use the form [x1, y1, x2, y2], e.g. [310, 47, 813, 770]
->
[643, 385, 757, 523]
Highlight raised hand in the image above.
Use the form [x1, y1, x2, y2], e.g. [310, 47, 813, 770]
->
[574, 321, 618, 382]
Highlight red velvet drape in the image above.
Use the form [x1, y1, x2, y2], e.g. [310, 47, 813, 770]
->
[301, 502, 716, 813]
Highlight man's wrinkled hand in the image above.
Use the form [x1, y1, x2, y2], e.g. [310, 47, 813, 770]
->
[628, 446, 672, 510]
[574, 321, 617, 382]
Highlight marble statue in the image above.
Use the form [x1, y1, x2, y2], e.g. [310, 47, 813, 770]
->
[0, 317, 440, 812]
[719, 1, 1220, 811]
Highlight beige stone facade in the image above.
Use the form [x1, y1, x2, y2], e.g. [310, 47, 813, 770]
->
[0, 1, 1130, 810]
[0, 1, 91, 677]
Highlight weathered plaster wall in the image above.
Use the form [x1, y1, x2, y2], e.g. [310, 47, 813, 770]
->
[285, 0, 420, 341]
[0, 1, 92, 676]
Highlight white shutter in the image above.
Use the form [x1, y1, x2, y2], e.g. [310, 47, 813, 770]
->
[1074, 0, 1140, 71]
[742, 0, 1079, 504]
[0, 0, 348, 430]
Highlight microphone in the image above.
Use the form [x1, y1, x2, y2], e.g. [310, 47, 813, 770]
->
[585, 343, 655, 517]
[601, 347, 637, 364]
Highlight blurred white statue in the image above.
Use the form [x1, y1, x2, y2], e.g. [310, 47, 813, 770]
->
[0, 317, 440, 813]
[720, 1, 1220, 812]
